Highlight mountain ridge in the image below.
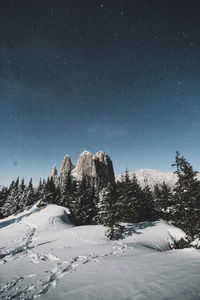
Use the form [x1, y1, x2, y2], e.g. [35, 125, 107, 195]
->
[116, 169, 200, 189]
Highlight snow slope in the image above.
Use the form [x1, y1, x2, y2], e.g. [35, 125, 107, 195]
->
[0, 204, 200, 299]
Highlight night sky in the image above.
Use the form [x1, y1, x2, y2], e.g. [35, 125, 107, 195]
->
[1, 0, 200, 186]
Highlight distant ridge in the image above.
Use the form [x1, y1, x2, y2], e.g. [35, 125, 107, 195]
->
[117, 169, 177, 189]
[117, 169, 200, 189]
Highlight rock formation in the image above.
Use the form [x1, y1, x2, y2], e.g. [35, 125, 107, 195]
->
[93, 151, 115, 184]
[72, 150, 115, 189]
[51, 164, 59, 186]
[73, 151, 94, 179]
[57, 151, 115, 190]
[60, 155, 74, 177]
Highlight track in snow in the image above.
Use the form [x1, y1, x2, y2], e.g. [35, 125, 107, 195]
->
[0, 225, 36, 264]
[0, 241, 133, 299]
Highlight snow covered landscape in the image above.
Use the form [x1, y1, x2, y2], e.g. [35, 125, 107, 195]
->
[1, 202, 200, 300]
[2, 0, 200, 299]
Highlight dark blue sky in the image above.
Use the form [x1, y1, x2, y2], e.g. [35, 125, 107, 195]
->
[1, 0, 200, 186]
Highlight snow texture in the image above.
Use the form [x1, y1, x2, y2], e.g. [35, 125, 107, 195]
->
[0, 204, 200, 299]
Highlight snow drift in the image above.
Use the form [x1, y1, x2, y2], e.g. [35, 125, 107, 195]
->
[0, 204, 200, 299]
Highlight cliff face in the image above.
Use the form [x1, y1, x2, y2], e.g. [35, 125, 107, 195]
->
[60, 155, 74, 176]
[72, 151, 115, 189]
[73, 151, 94, 179]
[57, 151, 115, 190]
[93, 151, 115, 184]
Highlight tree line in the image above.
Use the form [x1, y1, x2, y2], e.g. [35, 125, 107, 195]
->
[0, 151, 200, 244]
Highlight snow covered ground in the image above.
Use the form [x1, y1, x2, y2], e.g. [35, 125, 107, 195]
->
[0, 204, 200, 299]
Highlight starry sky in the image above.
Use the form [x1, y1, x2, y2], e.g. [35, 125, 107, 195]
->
[1, 0, 200, 186]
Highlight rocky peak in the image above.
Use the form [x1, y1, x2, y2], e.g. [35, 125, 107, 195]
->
[72, 150, 115, 189]
[93, 151, 115, 186]
[79, 150, 93, 157]
[73, 151, 94, 179]
[56, 150, 115, 190]
[95, 151, 107, 161]
[60, 155, 74, 176]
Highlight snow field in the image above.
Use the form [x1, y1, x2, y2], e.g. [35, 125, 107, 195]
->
[0, 204, 200, 299]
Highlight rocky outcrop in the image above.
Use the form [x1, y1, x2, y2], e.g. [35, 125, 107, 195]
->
[72, 150, 115, 189]
[57, 151, 115, 190]
[93, 151, 115, 184]
[51, 164, 59, 186]
[60, 155, 74, 177]
[73, 151, 94, 179]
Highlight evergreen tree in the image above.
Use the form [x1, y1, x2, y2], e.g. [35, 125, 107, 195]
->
[172, 151, 200, 238]
[38, 177, 59, 206]
[35, 179, 45, 202]
[140, 185, 157, 222]
[69, 176, 98, 225]
[19, 178, 26, 192]
[153, 182, 173, 220]
[59, 173, 74, 208]
[0, 187, 8, 218]
[26, 178, 36, 206]
[46, 177, 59, 204]
[153, 184, 162, 212]
[16, 179, 28, 211]
[129, 174, 144, 222]
[1, 178, 22, 217]
[117, 171, 143, 223]
[99, 182, 122, 240]
[116, 170, 129, 222]
[13, 177, 20, 190]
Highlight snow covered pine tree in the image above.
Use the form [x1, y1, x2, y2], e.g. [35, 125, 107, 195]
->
[99, 182, 123, 240]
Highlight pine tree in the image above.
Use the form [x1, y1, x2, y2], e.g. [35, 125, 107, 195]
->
[38, 177, 59, 206]
[15, 177, 20, 189]
[172, 151, 200, 238]
[153, 184, 162, 212]
[99, 183, 122, 240]
[153, 182, 173, 220]
[140, 185, 157, 222]
[16, 179, 28, 211]
[1, 178, 22, 217]
[69, 176, 98, 225]
[59, 173, 74, 208]
[117, 171, 143, 223]
[35, 179, 45, 204]
[19, 178, 26, 192]
[26, 178, 36, 206]
[0, 187, 8, 218]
